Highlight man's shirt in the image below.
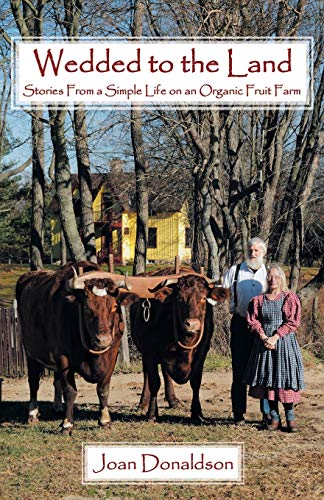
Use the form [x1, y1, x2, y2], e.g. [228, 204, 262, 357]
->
[223, 261, 267, 317]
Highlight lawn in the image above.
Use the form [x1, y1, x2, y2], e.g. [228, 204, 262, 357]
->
[0, 366, 322, 500]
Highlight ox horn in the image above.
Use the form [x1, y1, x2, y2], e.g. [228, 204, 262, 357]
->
[69, 266, 85, 290]
[148, 277, 178, 293]
[68, 268, 125, 291]
[124, 272, 132, 291]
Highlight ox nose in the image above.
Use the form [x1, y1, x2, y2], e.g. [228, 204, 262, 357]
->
[184, 318, 201, 332]
[96, 334, 112, 348]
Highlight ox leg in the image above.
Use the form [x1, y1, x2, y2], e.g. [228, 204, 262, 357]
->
[53, 372, 64, 414]
[137, 364, 151, 412]
[27, 357, 41, 424]
[97, 379, 112, 427]
[162, 366, 180, 409]
[60, 369, 77, 434]
[190, 364, 207, 424]
[146, 361, 161, 422]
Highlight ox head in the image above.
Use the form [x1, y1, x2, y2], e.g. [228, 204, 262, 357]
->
[150, 275, 230, 349]
[66, 268, 139, 354]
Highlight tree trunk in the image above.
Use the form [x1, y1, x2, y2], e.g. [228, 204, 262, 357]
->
[30, 109, 45, 270]
[49, 108, 86, 262]
[289, 206, 303, 291]
[131, 107, 148, 275]
[131, 0, 148, 276]
[298, 263, 323, 305]
[74, 105, 97, 262]
[60, 227, 67, 265]
[191, 180, 207, 272]
[10, 0, 46, 270]
[259, 110, 292, 241]
[62, 1, 95, 262]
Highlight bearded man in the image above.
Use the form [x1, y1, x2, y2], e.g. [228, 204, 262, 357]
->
[224, 237, 270, 425]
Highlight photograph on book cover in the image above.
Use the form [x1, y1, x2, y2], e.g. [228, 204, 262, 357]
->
[0, 2, 323, 500]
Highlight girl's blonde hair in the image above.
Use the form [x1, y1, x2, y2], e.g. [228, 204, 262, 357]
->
[266, 262, 288, 292]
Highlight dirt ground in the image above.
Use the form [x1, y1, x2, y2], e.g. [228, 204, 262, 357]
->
[2, 366, 323, 427]
[1, 365, 323, 499]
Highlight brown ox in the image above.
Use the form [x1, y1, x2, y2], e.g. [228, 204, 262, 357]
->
[130, 274, 230, 423]
[16, 261, 139, 433]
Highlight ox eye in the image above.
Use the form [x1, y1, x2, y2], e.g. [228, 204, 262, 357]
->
[200, 297, 207, 302]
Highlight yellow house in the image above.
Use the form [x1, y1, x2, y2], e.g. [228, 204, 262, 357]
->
[51, 166, 192, 265]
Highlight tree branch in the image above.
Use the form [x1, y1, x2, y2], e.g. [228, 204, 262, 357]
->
[0, 157, 32, 182]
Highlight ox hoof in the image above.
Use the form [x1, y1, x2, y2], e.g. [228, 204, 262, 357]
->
[191, 414, 209, 425]
[98, 420, 112, 428]
[61, 427, 73, 436]
[167, 398, 181, 409]
[60, 419, 73, 436]
[28, 415, 40, 425]
[147, 416, 158, 423]
[137, 405, 148, 415]
[28, 408, 40, 424]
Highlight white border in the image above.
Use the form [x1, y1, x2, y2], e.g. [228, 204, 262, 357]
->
[11, 36, 313, 110]
[82, 441, 244, 485]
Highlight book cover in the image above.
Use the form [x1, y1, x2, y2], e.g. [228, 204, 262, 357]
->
[0, 1, 322, 499]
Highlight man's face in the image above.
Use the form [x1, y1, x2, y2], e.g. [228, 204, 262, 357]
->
[246, 243, 265, 270]
[248, 243, 265, 261]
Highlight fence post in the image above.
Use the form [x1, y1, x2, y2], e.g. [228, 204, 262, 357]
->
[174, 255, 180, 274]
[117, 305, 130, 367]
[108, 254, 114, 272]
[13, 299, 17, 318]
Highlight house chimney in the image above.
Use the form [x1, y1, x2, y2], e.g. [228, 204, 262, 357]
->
[109, 158, 124, 175]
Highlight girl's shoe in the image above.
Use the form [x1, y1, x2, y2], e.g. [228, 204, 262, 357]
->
[287, 420, 298, 432]
[267, 418, 281, 431]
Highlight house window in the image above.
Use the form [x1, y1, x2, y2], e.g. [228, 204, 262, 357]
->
[124, 227, 130, 235]
[185, 227, 192, 248]
[148, 227, 157, 248]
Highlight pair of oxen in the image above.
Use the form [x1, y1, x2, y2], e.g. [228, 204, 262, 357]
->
[16, 261, 229, 433]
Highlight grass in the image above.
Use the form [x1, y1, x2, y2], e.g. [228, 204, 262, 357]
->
[114, 351, 232, 375]
[0, 264, 30, 306]
[0, 388, 322, 500]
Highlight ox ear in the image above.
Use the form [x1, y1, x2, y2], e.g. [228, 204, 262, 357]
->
[207, 286, 230, 305]
[117, 291, 140, 306]
[65, 289, 85, 303]
[153, 287, 174, 303]
[65, 294, 76, 303]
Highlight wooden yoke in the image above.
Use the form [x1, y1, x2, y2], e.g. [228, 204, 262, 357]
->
[71, 270, 210, 298]
[115, 272, 204, 298]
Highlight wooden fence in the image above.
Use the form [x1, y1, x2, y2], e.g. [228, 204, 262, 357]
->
[0, 303, 26, 377]
[0, 303, 132, 378]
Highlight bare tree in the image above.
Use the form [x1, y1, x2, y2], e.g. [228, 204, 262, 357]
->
[49, 107, 86, 261]
[63, 0, 97, 262]
[10, 0, 47, 270]
[143, 1, 323, 279]
[131, 0, 149, 275]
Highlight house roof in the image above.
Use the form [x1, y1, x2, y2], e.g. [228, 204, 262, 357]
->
[51, 170, 189, 215]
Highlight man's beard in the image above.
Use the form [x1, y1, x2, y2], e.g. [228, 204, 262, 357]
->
[246, 256, 264, 270]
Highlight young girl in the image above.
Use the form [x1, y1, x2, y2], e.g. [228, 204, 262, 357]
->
[244, 263, 305, 432]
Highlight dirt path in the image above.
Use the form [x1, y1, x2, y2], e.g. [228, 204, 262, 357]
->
[2, 366, 323, 426]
